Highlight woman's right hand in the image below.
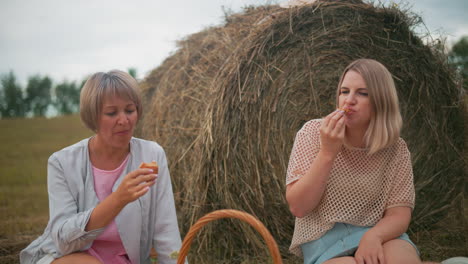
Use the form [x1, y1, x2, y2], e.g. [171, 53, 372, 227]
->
[319, 109, 346, 157]
[114, 168, 157, 205]
[85, 169, 157, 232]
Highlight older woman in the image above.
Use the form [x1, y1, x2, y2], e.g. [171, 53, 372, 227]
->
[286, 59, 424, 264]
[21, 70, 184, 264]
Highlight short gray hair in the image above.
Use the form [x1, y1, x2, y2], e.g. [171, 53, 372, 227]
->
[80, 70, 142, 132]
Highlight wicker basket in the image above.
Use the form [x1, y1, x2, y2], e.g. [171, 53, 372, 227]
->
[177, 209, 283, 264]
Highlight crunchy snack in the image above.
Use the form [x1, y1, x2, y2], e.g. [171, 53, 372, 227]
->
[338, 107, 350, 113]
[139, 161, 158, 174]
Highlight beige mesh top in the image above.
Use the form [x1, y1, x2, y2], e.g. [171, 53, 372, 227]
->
[286, 119, 415, 257]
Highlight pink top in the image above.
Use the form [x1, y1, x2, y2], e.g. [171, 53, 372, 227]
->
[87, 155, 132, 264]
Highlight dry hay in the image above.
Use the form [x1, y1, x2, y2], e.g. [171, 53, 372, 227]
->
[137, 0, 465, 262]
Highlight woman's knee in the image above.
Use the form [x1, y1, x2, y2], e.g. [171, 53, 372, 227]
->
[51, 252, 102, 264]
[383, 239, 421, 264]
[323, 256, 357, 264]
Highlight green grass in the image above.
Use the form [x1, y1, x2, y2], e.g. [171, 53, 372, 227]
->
[0, 115, 92, 263]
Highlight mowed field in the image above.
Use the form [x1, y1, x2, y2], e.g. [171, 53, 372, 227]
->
[0, 115, 466, 263]
[0, 115, 92, 263]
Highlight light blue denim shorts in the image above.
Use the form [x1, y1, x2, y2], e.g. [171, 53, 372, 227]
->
[301, 223, 419, 264]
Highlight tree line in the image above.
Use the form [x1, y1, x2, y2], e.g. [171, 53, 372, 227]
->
[0, 68, 137, 119]
[0, 35, 466, 119]
[449, 36, 468, 91]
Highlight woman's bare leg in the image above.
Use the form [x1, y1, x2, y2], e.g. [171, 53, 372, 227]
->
[51, 252, 102, 264]
[383, 239, 421, 264]
[323, 256, 357, 264]
[322, 240, 439, 264]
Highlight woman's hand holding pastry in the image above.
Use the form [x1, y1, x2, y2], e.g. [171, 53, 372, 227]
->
[319, 109, 346, 157]
[115, 169, 157, 205]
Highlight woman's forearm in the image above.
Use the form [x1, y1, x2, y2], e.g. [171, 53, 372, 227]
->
[85, 168, 156, 231]
[85, 192, 126, 231]
[286, 150, 336, 218]
[365, 206, 412, 243]
[287, 111, 345, 218]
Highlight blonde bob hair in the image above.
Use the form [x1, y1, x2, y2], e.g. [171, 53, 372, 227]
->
[336, 59, 402, 154]
[80, 70, 142, 132]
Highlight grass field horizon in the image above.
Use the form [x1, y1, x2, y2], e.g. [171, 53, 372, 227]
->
[0, 115, 92, 263]
[0, 115, 466, 263]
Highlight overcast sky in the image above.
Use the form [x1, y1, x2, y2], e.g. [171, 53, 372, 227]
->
[1, 0, 467, 85]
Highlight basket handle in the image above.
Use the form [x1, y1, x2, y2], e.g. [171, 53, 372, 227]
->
[177, 209, 283, 264]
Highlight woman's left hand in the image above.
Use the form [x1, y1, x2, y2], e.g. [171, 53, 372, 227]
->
[354, 232, 385, 264]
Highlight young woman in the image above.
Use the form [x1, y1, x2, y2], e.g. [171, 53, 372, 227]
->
[285, 59, 423, 264]
[21, 70, 184, 264]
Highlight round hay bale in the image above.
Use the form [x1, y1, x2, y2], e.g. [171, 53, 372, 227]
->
[137, 0, 465, 261]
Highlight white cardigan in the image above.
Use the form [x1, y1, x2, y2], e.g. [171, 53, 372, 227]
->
[20, 137, 184, 264]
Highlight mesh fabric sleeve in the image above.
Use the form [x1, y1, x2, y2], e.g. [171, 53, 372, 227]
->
[286, 121, 321, 186]
[385, 140, 415, 210]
